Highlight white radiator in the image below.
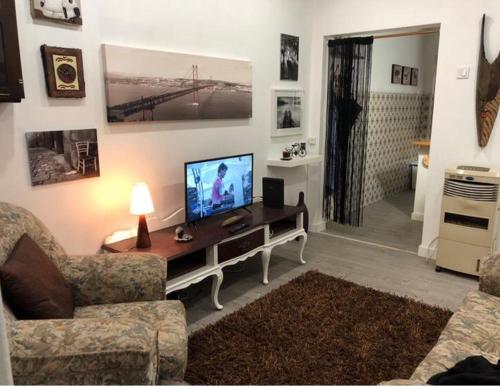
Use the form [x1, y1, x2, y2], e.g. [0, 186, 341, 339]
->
[436, 165, 500, 275]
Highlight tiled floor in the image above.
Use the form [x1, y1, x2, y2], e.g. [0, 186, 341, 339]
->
[182, 230, 477, 334]
[324, 191, 423, 253]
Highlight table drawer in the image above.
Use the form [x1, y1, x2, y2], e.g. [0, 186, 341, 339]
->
[218, 228, 265, 263]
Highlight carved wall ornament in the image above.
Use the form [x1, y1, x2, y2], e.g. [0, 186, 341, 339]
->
[477, 14, 500, 147]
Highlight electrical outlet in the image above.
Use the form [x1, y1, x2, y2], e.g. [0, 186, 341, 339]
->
[308, 137, 317, 145]
[456, 66, 470, 79]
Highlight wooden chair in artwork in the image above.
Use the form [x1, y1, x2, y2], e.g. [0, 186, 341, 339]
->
[75, 141, 97, 176]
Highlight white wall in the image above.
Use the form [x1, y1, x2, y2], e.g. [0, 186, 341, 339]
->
[308, 0, 500, 257]
[370, 34, 439, 94]
[0, 0, 312, 254]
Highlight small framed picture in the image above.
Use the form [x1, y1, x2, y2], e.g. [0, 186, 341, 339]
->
[271, 88, 303, 137]
[411, 68, 419, 86]
[280, 34, 299, 81]
[26, 129, 100, 186]
[31, 0, 82, 25]
[41, 45, 85, 98]
[401, 66, 411, 85]
[391, 64, 402, 84]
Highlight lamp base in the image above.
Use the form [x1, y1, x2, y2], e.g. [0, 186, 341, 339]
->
[136, 215, 151, 249]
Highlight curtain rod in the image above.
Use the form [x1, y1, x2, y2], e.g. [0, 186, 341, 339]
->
[373, 30, 439, 39]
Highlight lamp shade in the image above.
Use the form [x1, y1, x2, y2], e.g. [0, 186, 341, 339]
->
[130, 182, 154, 215]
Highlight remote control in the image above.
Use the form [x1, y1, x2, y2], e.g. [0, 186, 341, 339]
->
[228, 223, 248, 234]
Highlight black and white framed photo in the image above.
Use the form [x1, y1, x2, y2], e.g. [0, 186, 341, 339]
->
[280, 34, 299, 81]
[271, 88, 303, 137]
[31, 0, 82, 25]
[411, 68, 419, 86]
[103, 44, 252, 122]
[391, 64, 402, 84]
[25, 129, 100, 186]
[402, 66, 411, 85]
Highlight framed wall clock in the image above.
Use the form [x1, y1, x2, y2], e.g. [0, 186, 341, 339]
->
[40, 45, 85, 98]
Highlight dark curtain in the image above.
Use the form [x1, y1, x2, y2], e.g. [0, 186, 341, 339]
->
[323, 36, 373, 226]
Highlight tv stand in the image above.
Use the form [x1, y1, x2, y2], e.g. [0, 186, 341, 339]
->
[102, 195, 308, 310]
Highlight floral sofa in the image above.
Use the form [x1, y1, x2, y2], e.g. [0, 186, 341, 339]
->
[0, 202, 187, 385]
[386, 254, 500, 384]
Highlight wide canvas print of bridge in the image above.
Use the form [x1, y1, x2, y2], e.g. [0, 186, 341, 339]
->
[103, 44, 252, 123]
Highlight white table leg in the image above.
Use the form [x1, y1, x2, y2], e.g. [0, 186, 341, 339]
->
[211, 270, 224, 310]
[261, 248, 271, 285]
[298, 232, 307, 264]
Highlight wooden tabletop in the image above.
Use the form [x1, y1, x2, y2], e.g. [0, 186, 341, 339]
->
[102, 202, 303, 261]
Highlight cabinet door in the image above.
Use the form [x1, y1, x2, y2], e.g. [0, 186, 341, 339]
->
[0, 0, 24, 103]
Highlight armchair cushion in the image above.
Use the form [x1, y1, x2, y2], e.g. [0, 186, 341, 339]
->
[9, 317, 158, 385]
[60, 252, 167, 307]
[75, 300, 187, 381]
[479, 253, 500, 297]
[0, 234, 74, 320]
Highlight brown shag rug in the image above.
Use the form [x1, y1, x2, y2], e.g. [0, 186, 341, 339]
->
[186, 271, 452, 385]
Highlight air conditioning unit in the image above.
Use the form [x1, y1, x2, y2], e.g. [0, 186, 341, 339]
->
[436, 165, 500, 275]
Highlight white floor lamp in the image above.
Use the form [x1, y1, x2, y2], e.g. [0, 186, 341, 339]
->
[0, 287, 13, 385]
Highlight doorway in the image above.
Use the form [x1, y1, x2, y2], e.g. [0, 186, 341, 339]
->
[323, 26, 440, 253]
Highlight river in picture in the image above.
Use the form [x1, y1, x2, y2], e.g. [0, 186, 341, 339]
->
[106, 79, 252, 122]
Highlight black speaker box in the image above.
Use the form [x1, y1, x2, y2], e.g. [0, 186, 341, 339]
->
[263, 177, 284, 208]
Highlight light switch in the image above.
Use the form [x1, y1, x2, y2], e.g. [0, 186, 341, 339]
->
[456, 66, 470, 79]
[308, 137, 317, 145]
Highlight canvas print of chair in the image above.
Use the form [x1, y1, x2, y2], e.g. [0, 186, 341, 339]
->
[103, 44, 253, 123]
[25, 129, 100, 186]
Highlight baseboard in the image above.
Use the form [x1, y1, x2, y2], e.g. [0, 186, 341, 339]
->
[418, 244, 436, 260]
[411, 212, 424, 222]
[309, 221, 326, 233]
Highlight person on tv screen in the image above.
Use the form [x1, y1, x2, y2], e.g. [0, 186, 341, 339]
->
[211, 163, 234, 210]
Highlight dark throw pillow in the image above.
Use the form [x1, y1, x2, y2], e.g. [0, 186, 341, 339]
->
[0, 233, 74, 319]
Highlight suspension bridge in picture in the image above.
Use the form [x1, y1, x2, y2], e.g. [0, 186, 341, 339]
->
[107, 65, 215, 122]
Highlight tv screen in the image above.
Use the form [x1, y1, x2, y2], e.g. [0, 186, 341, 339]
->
[185, 153, 253, 222]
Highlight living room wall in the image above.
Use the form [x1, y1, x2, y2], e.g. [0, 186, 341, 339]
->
[307, 0, 500, 258]
[0, 0, 313, 254]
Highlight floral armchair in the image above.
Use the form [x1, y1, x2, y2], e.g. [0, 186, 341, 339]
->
[0, 202, 187, 385]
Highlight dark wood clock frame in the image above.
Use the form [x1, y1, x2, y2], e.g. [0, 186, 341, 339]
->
[40, 45, 86, 99]
[0, 0, 25, 103]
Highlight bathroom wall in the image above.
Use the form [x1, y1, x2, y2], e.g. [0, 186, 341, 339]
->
[363, 34, 438, 206]
[363, 92, 432, 206]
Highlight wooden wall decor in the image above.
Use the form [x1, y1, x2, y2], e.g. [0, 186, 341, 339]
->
[0, 0, 25, 103]
[40, 45, 85, 98]
[477, 14, 500, 147]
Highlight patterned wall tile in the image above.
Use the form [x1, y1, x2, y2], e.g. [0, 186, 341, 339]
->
[363, 92, 433, 207]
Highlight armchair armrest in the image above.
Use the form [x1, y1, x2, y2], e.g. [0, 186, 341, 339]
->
[479, 253, 500, 297]
[60, 252, 166, 306]
[9, 318, 158, 385]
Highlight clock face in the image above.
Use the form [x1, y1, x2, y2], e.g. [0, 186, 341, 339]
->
[52, 54, 80, 91]
[57, 63, 77, 84]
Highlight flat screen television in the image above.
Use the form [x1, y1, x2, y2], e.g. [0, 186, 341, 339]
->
[185, 153, 254, 223]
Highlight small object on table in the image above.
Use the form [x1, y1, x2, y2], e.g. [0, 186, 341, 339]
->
[228, 222, 248, 234]
[281, 150, 293, 160]
[221, 215, 244, 227]
[299, 141, 307, 157]
[174, 226, 193, 243]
